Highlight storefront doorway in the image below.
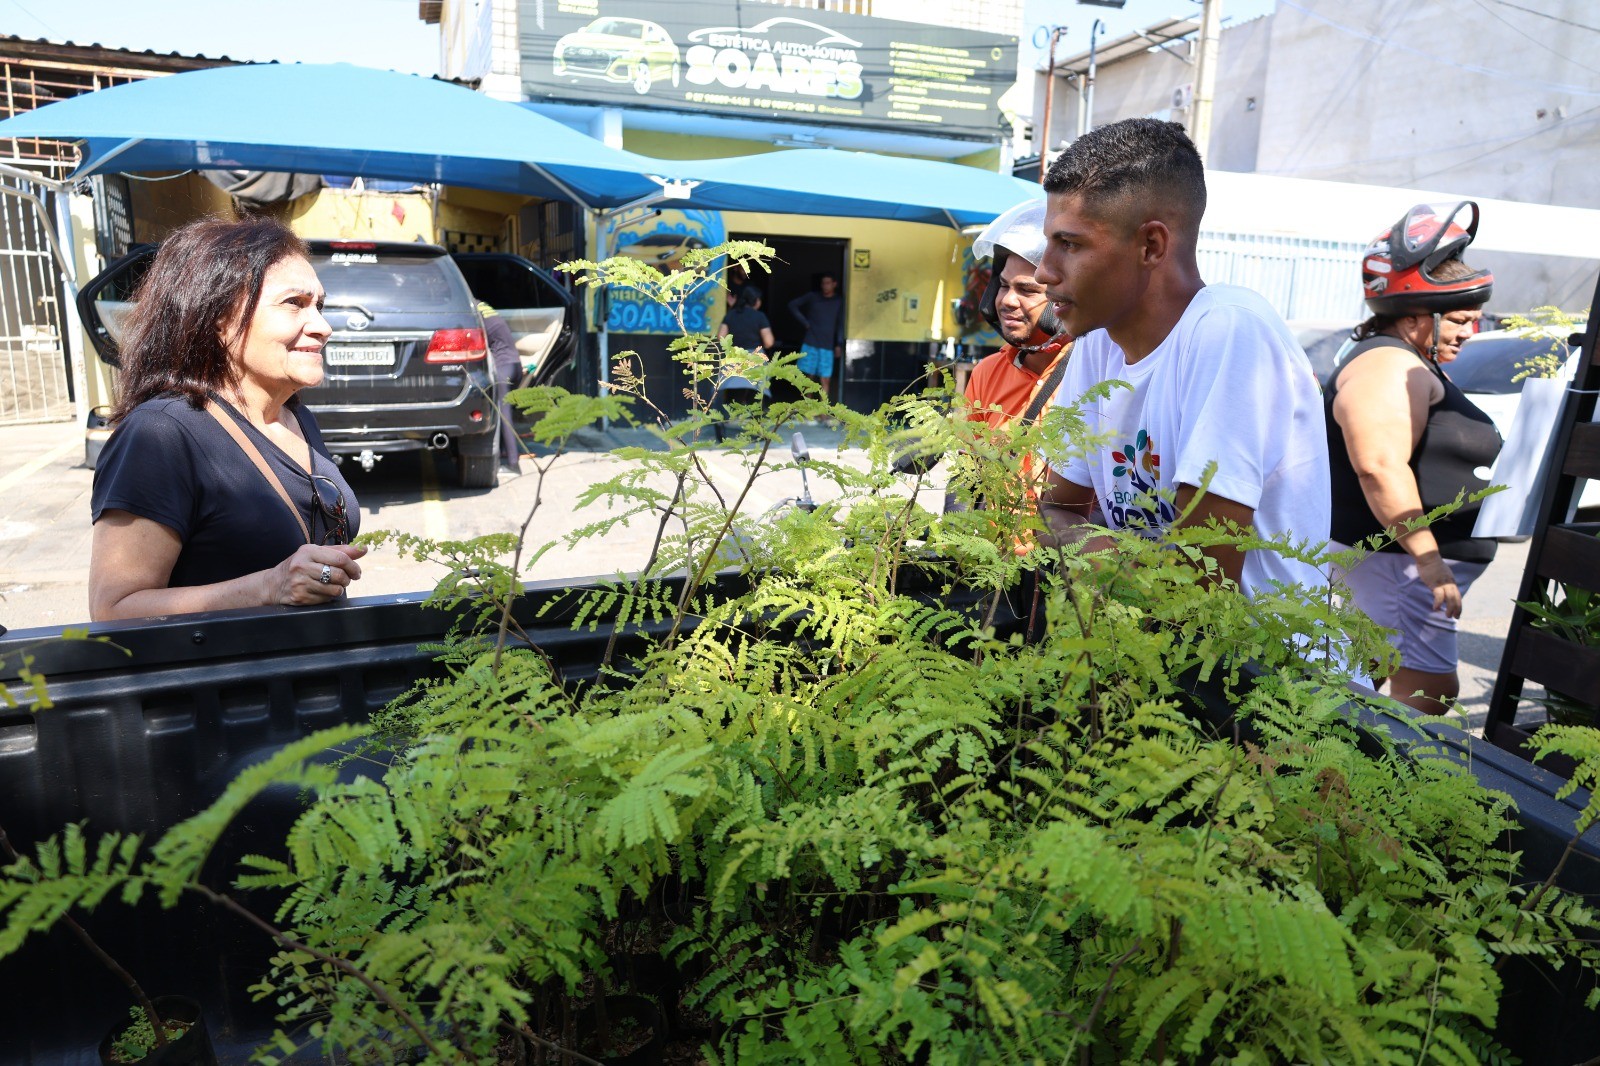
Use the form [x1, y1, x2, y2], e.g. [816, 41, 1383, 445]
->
[730, 233, 847, 403]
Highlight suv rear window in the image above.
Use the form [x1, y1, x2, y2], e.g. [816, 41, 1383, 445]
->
[453, 257, 570, 310]
[309, 252, 469, 313]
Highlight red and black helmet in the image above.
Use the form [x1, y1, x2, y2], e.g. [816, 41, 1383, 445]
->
[1361, 201, 1494, 316]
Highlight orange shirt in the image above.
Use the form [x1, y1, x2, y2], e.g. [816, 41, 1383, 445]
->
[959, 340, 1072, 545]
[964, 345, 1066, 429]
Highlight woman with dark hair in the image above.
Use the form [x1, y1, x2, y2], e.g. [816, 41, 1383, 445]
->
[712, 284, 775, 441]
[1326, 202, 1501, 714]
[89, 216, 364, 621]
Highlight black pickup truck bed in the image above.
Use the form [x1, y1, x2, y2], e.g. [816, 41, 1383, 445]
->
[2, 581, 1596, 1063]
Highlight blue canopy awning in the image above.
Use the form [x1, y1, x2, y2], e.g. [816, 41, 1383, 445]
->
[0, 63, 675, 210]
[0, 61, 1039, 226]
[650, 147, 1043, 230]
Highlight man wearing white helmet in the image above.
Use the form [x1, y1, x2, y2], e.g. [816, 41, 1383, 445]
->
[964, 198, 1072, 438]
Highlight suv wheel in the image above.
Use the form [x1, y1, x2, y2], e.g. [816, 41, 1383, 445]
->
[457, 449, 497, 489]
[632, 61, 652, 94]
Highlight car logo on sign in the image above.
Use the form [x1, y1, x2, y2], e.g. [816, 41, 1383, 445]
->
[347, 313, 370, 331]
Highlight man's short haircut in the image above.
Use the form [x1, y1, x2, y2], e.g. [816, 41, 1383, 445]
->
[1042, 118, 1206, 238]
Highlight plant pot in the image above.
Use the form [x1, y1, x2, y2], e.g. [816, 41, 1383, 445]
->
[1489, 720, 1582, 781]
[1510, 611, 1600, 710]
[98, 995, 217, 1066]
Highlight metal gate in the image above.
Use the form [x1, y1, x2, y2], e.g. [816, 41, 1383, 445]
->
[0, 173, 69, 425]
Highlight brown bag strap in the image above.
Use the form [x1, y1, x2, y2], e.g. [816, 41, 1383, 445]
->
[205, 399, 312, 544]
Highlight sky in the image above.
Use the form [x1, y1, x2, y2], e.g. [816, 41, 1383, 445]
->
[2, 0, 1276, 79]
[0, 0, 442, 74]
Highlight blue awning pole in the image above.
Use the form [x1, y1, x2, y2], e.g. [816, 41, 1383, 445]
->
[595, 208, 612, 432]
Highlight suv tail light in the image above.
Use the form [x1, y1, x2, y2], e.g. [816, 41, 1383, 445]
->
[328, 241, 377, 250]
[425, 328, 487, 363]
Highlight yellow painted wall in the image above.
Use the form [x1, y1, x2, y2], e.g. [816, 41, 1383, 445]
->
[623, 129, 785, 160]
[128, 173, 234, 243]
[285, 189, 436, 242]
[439, 186, 530, 217]
[286, 186, 532, 247]
[626, 129, 1001, 168]
[955, 145, 1003, 171]
[721, 211, 966, 343]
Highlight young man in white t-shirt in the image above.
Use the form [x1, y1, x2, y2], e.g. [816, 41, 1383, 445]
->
[1033, 118, 1329, 598]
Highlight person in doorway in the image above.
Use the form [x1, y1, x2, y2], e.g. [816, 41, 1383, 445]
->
[478, 298, 523, 480]
[714, 284, 776, 442]
[1033, 118, 1329, 598]
[788, 272, 844, 403]
[1325, 202, 1501, 714]
[89, 216, 364, 621]
[724, 263, 749, 312]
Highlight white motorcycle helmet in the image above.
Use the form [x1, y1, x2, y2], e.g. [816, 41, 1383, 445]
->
[973, 198, 1058, 338]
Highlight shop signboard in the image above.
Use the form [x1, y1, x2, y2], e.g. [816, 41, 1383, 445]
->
[520, 0, 1016, 142]
[605, 209, 726, 336]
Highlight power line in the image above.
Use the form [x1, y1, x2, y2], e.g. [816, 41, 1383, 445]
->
[1470, 0, 1600, 78]
[1279, 0, 1600, 98]
[1264, 98, 1600, 179]
[4, 0, 57, 36]
[1496, 0, 1600, 34]
[1407, 98, 1600, 185]
[1275, 0, 1418, 175]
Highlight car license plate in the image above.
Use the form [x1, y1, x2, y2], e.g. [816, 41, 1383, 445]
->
[324, 343, 395, 366]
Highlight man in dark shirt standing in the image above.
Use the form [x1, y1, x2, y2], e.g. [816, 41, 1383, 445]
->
[788, 273, 844, 403]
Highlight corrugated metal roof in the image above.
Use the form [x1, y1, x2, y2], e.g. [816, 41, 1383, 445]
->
[0, 34, 243, 69]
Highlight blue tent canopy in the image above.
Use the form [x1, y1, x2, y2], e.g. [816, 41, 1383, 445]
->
[649, 147, 1044, 230]
[0, 63, 675, 210]
[0, 61, 1041, 228]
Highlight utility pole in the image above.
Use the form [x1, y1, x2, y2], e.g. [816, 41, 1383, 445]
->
[1084, 19, 1107, 138]
[1038, 26, 1069, 185]
[1188, 0, 1222, 161]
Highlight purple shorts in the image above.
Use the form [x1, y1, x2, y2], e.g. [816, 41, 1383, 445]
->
[1332, 544, 1488, 675]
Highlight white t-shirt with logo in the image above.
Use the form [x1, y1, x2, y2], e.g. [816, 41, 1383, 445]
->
[1050, 285, 1330, 598]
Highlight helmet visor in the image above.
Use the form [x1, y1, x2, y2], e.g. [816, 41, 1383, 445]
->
[1392, 201, 1478, 272]
[973, 198, 1048, 266]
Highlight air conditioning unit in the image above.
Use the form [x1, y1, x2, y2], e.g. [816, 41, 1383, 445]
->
[1170, 83, 1194, 111]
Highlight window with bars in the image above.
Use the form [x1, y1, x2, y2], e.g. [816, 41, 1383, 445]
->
[0, 60, 150, 170]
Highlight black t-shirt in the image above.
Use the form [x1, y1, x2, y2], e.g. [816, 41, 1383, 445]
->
[91, 395, 361, 589]
[722, 306, 770, 351]
[788, 292, 843, 349]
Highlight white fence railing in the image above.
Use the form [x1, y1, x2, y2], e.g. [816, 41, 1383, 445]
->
[0, 174, 70, 426]
[1198, 231, 1367, 324]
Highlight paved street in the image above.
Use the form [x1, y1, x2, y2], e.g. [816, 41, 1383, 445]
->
[0, 418, 911, 632]
[0, 417, 1531, 728]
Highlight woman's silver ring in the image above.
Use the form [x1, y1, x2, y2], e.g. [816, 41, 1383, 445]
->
[319, 564, 333, 585]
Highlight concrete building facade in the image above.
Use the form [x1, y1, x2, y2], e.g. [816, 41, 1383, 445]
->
[1032, 1, 1600, 311]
